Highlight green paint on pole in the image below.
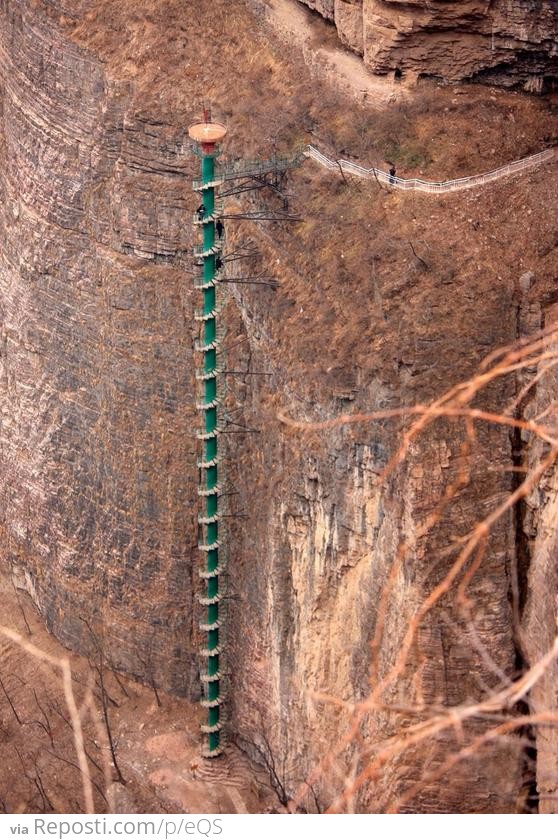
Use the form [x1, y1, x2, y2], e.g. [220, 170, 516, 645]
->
[188, 119, 228, 757]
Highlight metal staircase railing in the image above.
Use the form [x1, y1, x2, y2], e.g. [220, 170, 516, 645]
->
[193, 149, 307, 191]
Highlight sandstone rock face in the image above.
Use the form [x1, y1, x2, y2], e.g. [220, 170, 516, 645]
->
[297, 0, 558, 90]
[303, 0, 335, 19]
[222, 169, 558, 809]
[334, 0, 364, 54]
[520, 300, 558, 814]
[217, 126, 558, 809]
[0, 0, 199, 696]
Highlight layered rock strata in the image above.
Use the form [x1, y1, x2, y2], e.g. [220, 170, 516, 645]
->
[298, 0, 558, 91]
[0, 0, 199, 695]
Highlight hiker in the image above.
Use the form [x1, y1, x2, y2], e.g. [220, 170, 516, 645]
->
[216, 219, 224, 239]
[215, 255, 223, 271]
[389, 165, 397, 185]
[196, 203, 205, 220]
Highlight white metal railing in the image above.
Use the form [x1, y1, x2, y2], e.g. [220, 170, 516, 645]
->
[303, 144, 557, 194]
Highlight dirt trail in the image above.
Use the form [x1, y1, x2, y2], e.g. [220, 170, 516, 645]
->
[250, 0, 406, 106]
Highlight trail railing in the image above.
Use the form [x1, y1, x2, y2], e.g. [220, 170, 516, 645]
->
[304, 145, 557, 194]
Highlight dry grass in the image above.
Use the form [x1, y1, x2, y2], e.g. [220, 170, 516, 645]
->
[59, 0, 558, 178]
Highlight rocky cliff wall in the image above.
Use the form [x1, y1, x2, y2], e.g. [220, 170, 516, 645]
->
[0, 0, 199, 695]
[222, 162, 558, 809]
[520, 290, 558, 814]
[297, 0, 558, 91]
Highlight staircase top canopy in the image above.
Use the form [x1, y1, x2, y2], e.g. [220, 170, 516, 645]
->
[188, 122, 228, 144]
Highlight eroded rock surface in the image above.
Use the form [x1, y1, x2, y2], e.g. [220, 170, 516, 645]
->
[222, 157, 558, 810]
[297, 0, 558, 91]
[0, 0, 199, 696]
[521, 298, 558, 814]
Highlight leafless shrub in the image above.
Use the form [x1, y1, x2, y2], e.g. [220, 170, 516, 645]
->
[0, 626, 95, 813]
[80, 619, 126, 786]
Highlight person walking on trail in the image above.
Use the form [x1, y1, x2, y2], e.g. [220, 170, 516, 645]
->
[215, 255, 223, 272]
[197, 202, 205, 220]
[389, 165, 397, 185]
[216, 219, 224, 239]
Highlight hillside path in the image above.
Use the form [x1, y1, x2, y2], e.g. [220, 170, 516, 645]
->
[304, 144, 557, 193]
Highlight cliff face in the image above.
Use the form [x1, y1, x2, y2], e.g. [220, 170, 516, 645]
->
[298, 0, 558, 91]
[2, 0, 558, 813]
[0, 0, 199, 695]
[223, 167, 546, 810]
[520, 298, 558, 814]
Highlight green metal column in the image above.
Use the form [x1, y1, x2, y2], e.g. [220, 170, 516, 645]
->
[195, 145, 222, 756]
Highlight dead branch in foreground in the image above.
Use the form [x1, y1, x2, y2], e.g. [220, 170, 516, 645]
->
[0, 627, 95, 813]
[281, 326, 558, 812]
